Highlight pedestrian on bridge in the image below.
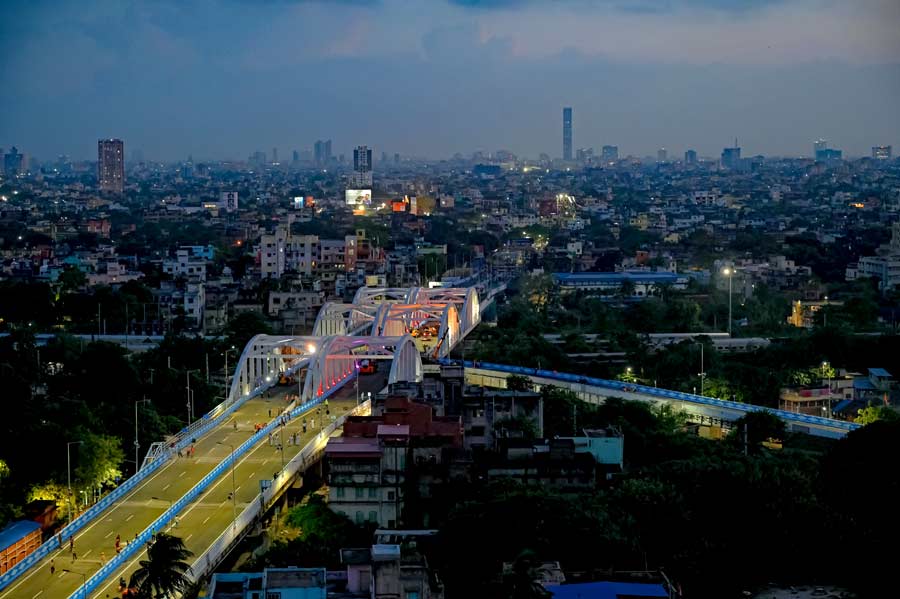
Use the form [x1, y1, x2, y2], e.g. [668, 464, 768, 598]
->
[50, 559, 55, 575]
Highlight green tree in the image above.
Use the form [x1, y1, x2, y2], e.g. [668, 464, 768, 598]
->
[128, 533, 194, 598]
[58, 266, 87, 293]
[855, 405, 900, 425]
[500, 550, 552, 599]
[224, 312, 272, 350]
[505, 375, 532, 391]
[75, 433, 124, 489]
[728, 411, 785, 452]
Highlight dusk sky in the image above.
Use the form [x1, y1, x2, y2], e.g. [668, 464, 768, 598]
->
[2, 0, 899, 161]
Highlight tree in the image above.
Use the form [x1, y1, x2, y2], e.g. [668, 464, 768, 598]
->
[224, 312, 272, 350]
[855, 405, 900, 425]
[501, 550, 552, 599]
[75, 433, 124, 489]
[728, 411, 785, 452]
[58, 266, 87, 293]
[506, 375, 532, 392]
[128, 533, 194, 598]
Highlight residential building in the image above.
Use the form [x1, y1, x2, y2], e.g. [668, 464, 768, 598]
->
[208, 567, 326, 599]
[721, 145, 741, 169]
[352, 145, 374, 188]
[600, 145, 618, 163]
[3, 147, 27, 176]
[163, 248, 208, 281]
[0, 521, 42, 575]
[259, 226, 359, 279]
[460, 388, 544, 450]
[872, 145, 892, 160]
[562, 107, 573, 161]
[552, 271, 688, 297]
[98, 138, 125, 193]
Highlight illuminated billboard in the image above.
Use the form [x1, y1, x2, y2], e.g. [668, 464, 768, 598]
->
[345, 189, 372, 205]
[293, 196, 315, 209]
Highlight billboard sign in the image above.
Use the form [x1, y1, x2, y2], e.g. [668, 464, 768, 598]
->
[345, 189, 372, 206]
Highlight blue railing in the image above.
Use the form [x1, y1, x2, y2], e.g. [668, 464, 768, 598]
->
[67, 381, 348, 599]
[0, 384, 265, 593]
[452, 360, 860, 433]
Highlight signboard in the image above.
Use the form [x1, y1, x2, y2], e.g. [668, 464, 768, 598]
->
[345, 189, 372, 206]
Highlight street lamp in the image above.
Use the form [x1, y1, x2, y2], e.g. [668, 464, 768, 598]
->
[67, 441, 83, 522]
[185, 369, 200, 426]
[722, 267, 734, 336]
[134, 398, 151, 474]
[63, 569, 87, 599]
[355, 361, 361, 405]
[822, 361, 832, 418]
[697, 342, 706, 397]
[224, 346, 237, 404]
[217, 442, 237, 527]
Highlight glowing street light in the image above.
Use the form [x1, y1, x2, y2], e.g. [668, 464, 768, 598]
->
[722, 267, 734, 336]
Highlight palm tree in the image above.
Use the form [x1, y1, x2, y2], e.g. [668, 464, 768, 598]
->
[128, 533, 193, 598]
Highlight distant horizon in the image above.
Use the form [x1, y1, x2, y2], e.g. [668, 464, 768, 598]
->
[2, 1, 898, 162]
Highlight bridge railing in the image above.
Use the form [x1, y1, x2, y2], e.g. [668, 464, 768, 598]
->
[188, 399, 372, 583]
[455, 360, 860, 433]
[66, 380, 356, 599]
[0, 383, 270, 594]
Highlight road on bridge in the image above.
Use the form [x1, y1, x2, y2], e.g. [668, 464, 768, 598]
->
[3, 387, 299, 599]
[86, 372, 386, 599]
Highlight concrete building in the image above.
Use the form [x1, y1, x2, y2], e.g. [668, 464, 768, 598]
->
[97, 138, 125, 193]
[872, 145, 892, 160]
[601, 145, 618, 163]
[352, 145, 374, 188]
[208, 567, 326, 599]
[0, 521, 42, 575]
[562, 107, 573, 161]
[552, 272, 688, 297]
[259, 226, 358, 279]
[3, 147, 27, 176]
[163, 248, 208, 281]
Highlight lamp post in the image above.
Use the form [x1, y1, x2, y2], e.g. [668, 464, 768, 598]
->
[224, 346, 237, 404]
[217, 442, 237, 527]
[722, 267, 734, 336]
[355, 361, 361, 405]
[697, 342, 706, 397]
[185, 369, 200, 427]
[67, 441, 83, 522]
[822, 360, 831, 418]
[134, 398, 151, 474]
[63, 569, 87, 599]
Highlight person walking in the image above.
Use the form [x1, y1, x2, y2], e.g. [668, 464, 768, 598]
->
[69, 537, 74, 553]
[50, 559, 55, 575]
[71, 549, 77, 562]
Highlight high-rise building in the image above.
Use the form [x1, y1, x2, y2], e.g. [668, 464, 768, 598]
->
[272, 148, 278, 164]
[562, 107, 573, 161]
[721, 143, 741, 169]
[381, 151, 388, 164]
[351, 145, 373, 187]
[816, 148, 842, 162]
[872, 145, 892, 160]
[684, 149, 697, 165]
[97, 139, 125, 193]
[3, 147, 27, 176]
[314, 140, 332, 165]
[292, 150, 300, 163]
[394, 153, 400, 165]
[813, 139, 828, 157]
[601, 145, 618, 163]
[657, 148, 667, 162]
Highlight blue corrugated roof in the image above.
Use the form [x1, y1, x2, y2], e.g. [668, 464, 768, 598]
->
[0, 520, 41, 552]
[868, 367, 892, 378]
[547, 581, 668, 599]
[853, 378, 877, 390]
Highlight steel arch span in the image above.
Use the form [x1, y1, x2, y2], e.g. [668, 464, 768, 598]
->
[351, 287, 416, 305]
[229, 335, 325, 398]
[311, 302, 379, 336]
[372, 303, 460, 358]
[408, 287, 481, 335]
[300, 335, 423, 402]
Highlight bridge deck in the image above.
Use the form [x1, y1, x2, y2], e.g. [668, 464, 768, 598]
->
[84, 374, 386, 599]
[2, 390, 293, 599]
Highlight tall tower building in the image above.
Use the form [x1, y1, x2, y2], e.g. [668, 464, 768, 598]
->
[562, 107, 573, 161]
[684, 149, 698, 165]
[351, 145, 373, 187]
[813, 139, 828, 157]
[314, 140, 332, 165]
[97, 139, 125, 193]
[872, 146, 892, 160]
[657, 148, 668, 162]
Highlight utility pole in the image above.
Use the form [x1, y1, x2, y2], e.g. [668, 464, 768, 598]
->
[135, 398, 151, 474]
[67, 441, 83, 522]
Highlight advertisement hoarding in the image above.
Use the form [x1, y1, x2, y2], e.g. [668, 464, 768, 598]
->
[345, 189, 372, 206]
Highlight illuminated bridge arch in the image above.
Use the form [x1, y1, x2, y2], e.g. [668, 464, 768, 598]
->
[229, 335, 322, 399]
[372, 303, 460, 358]
[301, 335, 423, 402]
[312, 302, 379, 336]
[407, 287, 481, 337]
[351, 287, 416, 305]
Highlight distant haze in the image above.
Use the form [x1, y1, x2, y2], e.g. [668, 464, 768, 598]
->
[1, 0, 898, 161]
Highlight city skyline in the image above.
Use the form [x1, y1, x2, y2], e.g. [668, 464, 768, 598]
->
[1, 1, 899, 161]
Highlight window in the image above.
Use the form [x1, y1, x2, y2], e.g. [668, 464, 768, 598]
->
[368, 510, 378, 522]
[266, 593, 281, 599]
[355, 487, 364, 499]
[406, 592, 420, 599]
[355, 511, 364, 524]
[368, 487, 377, 498]
[387, 491, 395, 501]
[336, 487, 345, 498]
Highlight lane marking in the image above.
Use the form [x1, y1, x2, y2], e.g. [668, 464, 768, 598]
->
[103, 531, 113, 539]
[125, 514, 134, 522]
[185, 534, 193, 541]
[83, 549, 92, 558]
[32, 591, 43, 598]
[162, 484, 171, 491]
[179, 471, 186, 478]
[202, 516, 210, 524]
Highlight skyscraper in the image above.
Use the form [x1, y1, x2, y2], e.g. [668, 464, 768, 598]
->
[601, 145, 618, 163]
[814, 139, 828, 157]
[721, 143, 741, 170]
[97, 138, 125, 193]
[351, 145, 373, 187]
[657, 148, 667, 162]
[314, 140, 332, 165]
[684, 149, 697, 165]
[3, 147, 26, 176]
[562, 107, 573, 161]
[872, 146, 892, 160]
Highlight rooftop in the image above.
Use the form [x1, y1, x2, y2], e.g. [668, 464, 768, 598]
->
[546, 581, 668, 599]
[0, 520, 41, 552]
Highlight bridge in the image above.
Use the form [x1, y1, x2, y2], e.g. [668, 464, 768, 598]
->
[1, 279, 860, 598]
[460, 361, 859, 439]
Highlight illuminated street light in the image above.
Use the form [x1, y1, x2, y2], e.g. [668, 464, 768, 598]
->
[722, 267, 734, 336]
